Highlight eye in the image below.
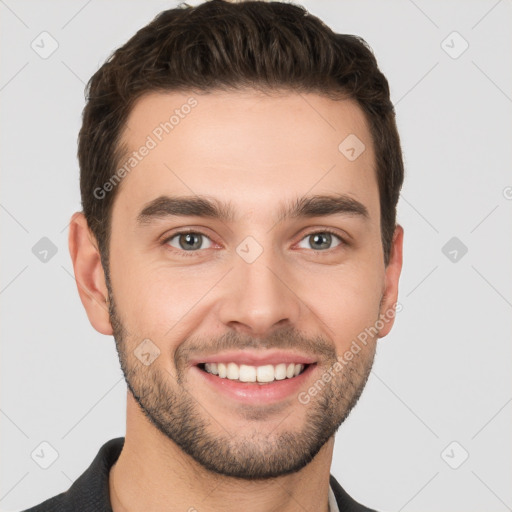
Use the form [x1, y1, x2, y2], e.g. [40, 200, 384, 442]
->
[296, 230, 344, 251]
[165, 231, 213, 252]
[162, 228, 346, 257]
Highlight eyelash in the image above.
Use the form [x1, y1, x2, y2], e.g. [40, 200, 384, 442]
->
[160, 228, 347, 258]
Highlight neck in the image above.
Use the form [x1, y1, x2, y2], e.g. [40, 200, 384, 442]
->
[109, 396, 335, 512]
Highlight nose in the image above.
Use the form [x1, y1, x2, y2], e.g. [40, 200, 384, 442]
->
[217, 245, 302, 338]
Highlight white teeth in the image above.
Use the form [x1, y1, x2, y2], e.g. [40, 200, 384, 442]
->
[239, 364, 257, 382]
[257, 365, 275, 383]
[202, 362, 306, 382]
[217, 363, 227, 378]
[274, 363, 287, 380]
[226, 362, 239, 380]
[204, 362, 218, 375]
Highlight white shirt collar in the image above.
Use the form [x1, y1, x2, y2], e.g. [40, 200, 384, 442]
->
[328, 483, 340, 512]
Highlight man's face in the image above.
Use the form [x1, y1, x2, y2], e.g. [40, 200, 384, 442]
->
[105, 89, 400, 479]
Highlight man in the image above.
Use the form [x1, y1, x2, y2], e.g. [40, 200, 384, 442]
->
[24, 0, 404, 510]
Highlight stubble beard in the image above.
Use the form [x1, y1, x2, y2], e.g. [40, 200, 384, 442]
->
[106, 281, 377, 480]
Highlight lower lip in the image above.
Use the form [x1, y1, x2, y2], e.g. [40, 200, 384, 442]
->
[191, 364, 317, 404]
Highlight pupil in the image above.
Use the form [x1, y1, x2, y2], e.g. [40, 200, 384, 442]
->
[181, 233, 200, 250]
[312, 233, 330, 249]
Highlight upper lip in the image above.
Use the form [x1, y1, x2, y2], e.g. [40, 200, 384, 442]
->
[189, 350, 317, 367]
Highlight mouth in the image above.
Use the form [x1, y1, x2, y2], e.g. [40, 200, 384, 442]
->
[189, 350, 318, 403]
[192, 355, 318, 404]
[196, 361, 312, 385]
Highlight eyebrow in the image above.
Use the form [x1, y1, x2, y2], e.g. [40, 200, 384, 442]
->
[136, 193, 370, 225]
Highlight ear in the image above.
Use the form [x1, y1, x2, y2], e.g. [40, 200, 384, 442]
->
[68, 212, 113, 335]
[378, 224, 404, 339]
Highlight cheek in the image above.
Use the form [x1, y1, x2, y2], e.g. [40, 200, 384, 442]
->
[110, 257, 218, 340]
[109, 232, 385, 350]
[310, 263, 383, 349]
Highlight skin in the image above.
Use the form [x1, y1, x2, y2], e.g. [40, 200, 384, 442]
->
[69, 89, 403, 512]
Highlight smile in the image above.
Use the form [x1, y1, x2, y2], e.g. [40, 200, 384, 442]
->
[198, 362, 309, 384]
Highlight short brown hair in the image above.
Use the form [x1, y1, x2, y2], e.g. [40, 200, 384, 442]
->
[78, 0, 404, 272]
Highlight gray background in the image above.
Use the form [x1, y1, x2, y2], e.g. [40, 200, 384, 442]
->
[1, 1, 511, 511]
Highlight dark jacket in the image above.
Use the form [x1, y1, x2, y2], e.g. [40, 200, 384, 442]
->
[21, 437, 377, 512]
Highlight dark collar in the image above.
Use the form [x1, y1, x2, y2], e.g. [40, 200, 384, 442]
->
[22, 437, 122, 512]
[23, 437, 377, 512]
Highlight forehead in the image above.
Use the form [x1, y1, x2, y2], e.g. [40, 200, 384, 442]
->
[114, 89, 379, 223]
